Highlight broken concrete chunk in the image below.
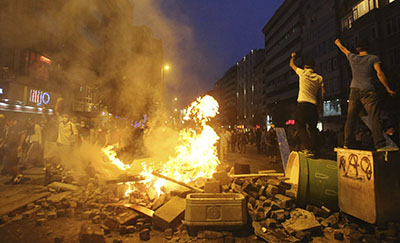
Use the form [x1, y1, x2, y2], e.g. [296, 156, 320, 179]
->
[204, 180, 221, 193]
[48, 182, 79, 192]
[282, 208, 321, 234]
[152, 196, 185, 230]
[212, 171, 232, 185]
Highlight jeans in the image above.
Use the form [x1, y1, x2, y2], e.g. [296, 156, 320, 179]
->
[344, 88, 386, 148]
[295, 102, 319, 152]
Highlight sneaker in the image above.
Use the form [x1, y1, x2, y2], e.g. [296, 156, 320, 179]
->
[376, 146, 399, 152]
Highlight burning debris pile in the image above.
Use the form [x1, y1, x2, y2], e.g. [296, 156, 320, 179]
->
[1, 95, 399, 242]
[3, 168, 400, 242]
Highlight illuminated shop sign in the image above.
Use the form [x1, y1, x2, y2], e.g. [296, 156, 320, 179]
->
[30, 89, 50, 106]
[323, 99, 342, 117]
[39, 55, 51, 64]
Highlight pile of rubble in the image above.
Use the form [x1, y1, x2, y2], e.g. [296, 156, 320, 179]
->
[2, 166, 400, 243]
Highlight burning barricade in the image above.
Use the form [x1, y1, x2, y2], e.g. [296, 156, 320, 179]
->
[2, 95, 400, 242]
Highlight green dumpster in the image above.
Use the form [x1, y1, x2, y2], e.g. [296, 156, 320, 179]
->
[286, 152, 338, 211]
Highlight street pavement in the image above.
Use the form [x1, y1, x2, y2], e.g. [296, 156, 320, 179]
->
[222, 144, 284, 174]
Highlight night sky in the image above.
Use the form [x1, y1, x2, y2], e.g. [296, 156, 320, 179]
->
[146, 1, 284, 106]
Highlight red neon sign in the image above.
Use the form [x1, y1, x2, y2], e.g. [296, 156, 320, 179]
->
[39, 55, 51, 64]
[286, 120, 295, 125]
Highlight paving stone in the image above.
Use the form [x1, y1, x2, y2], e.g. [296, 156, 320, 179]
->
[198, 230, 223, 240]
[285, 189, 296, 199]
[349, 230, 363, 242]
[103, 216, 120, 231]
[56, 209, 66, 218]
[92, 215, 101, 224]
[295, 231, 312, 242]
[334, 231, 344, 241]
[266, 178, 281, 187]
[213, 171, 232, 185]
[261, 218, 277, 229]
[81, 211, 92, 219]
[139, 228, 150, 241]
[265, 185, 279, 196]
[234, 163, 250, 174]
[204, 180, 221, 193]
[36, 212, 46, 218]
[66, 208, 75, 217]
[0, 215, 9, 224]
[78, 224, 105, 243]
[54, 236, 64, 243]
[47, 211, 57, 220]
[164, 228, 174, 237]
[274, 194, 293, 209]
[35, 218, 46, 226]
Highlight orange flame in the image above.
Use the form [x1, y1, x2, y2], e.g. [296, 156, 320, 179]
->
[103, 95, 220, 199]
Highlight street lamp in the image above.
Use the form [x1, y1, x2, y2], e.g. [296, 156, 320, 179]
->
[161, 65, 170, 81]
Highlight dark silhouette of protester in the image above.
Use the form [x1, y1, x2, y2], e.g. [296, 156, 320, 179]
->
[290, 52, 324, 157]
[255, 128, 262, 153]
[335, 39, 397, 151]
[1, 116, 27, 184]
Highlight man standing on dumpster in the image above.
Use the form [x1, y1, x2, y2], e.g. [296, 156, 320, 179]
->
[290, 53, 324, 157]
[334, 39, 398, 151]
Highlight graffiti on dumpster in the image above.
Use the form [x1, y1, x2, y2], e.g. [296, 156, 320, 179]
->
[338, 153, 372, 181]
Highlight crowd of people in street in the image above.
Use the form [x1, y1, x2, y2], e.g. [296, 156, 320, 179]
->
[0, 98, 146, 185]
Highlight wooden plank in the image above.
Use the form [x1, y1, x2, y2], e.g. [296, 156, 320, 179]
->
[151, 172, 204, 193]
[0, 191, 51, 216]
[107, 203, 154, 218]
[232, 173, 285, 178]
[258, 170, 277, 174]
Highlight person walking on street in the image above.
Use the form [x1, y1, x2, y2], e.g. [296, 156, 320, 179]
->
[230, 129, 237, 153]
[55, 98, 79, 152]
[334, 39, 398, 151]
[238, 130, 248, 154]
[290, 53, 324, 157]
[1, 116, 27, 184]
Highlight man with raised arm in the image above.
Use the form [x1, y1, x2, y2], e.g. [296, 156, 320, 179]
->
[290, 53, 324, 157]
[335, 39, 397, 151]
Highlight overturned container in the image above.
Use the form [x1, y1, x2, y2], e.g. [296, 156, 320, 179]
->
[286, 152, 339, 211]
[335, 148, 400, 224]
[183, 193, 247, 227]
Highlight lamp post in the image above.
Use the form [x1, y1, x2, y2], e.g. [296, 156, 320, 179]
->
[161, 65, 170, 81]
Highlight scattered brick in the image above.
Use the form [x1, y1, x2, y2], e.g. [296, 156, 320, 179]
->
[139, 228, 150, 241]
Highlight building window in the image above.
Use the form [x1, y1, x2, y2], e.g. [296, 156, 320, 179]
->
[342, 0, 375, 30]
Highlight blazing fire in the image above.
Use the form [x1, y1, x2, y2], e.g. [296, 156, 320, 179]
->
[102, 95, 220, 198]
[101, 145, 131, 170]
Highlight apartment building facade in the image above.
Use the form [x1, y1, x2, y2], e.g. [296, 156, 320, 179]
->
[214, 65, 238, 126]
[236, 49, 264, 126]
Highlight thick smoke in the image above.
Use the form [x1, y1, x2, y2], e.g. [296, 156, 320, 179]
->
[0, 0, 211, 179]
